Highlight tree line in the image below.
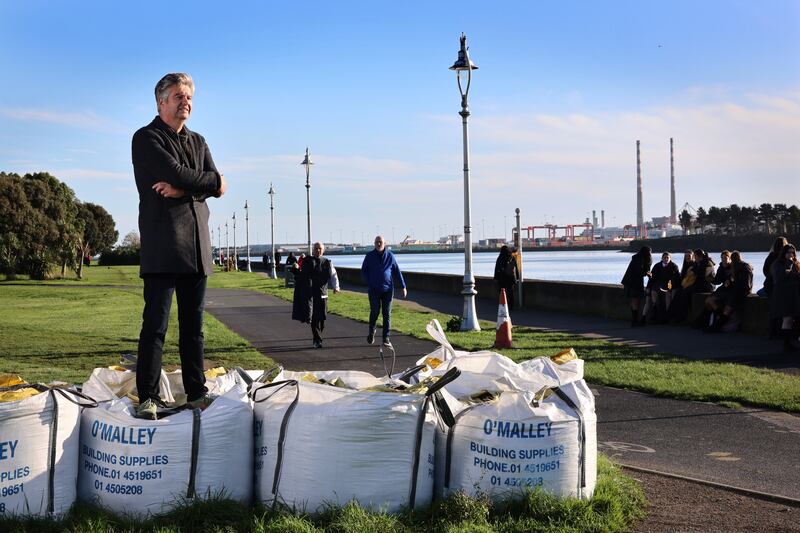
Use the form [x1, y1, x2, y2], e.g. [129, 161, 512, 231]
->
[678, 203, 800, 236]
[0, 171, 118, 279]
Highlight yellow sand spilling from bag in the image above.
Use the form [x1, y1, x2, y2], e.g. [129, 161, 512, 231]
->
[204, 367, 227, 379]
[0, 387, 42, 402]
[0, 375, 42, 402]
[551, 348, 578, 365]
[0, 374, 26, 387]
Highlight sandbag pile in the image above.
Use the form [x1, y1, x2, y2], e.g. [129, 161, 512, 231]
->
[411, 320, 597, 502]
[0, 375, 95, 517]
[251, 367, 460, 513]
[78, 369, 253, 517]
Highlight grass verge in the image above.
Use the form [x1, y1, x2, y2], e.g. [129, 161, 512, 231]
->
[0, 281, 273, 383]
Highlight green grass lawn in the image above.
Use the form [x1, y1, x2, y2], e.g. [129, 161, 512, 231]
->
[0, 277, 273, 383]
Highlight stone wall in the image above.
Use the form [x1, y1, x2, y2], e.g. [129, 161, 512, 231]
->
[334, 266, 769, 335]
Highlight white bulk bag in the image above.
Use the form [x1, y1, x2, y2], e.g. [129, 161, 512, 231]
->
[81, 367, 175, 404]
[251, 368, 460, 514]
[0, 386, 95, 517]
[409, 320, 597, 501]
[439, 380, 597, 501]
[77, 374, 252, 517]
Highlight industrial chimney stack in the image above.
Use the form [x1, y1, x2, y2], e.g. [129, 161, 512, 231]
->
[601, 210, 605, 229]
[670, 138, 676, 225]
[636, 140, 644, 236]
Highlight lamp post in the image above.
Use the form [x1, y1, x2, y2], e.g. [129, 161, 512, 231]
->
[244, 201, 252, 272]
[232, 212, 238, 271]
[515, 208, 523, 307]
[450, 33, 480, 331]
[267, 183, 277, 279]
[300, 147, 313, 255]
[224, 221, 229, 270]
[217, 224, 222, 265]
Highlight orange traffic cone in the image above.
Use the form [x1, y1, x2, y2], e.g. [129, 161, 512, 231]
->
[494, 288, 513, 348]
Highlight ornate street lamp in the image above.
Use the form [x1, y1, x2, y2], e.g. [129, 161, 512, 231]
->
[232, 212, 238, 271]
[244, 201, 252, 272]
[224, 221, 229, 270]
[301, 147, 314, 255]
[450, 33, 480, 331]
[267, 183, 277, 279]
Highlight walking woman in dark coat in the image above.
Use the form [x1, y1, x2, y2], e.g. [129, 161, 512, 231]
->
[292, 242, 340, 348]
[494, 245, 520, 310]
[621, 246, 652, 326]
[770, 244, 800, 352]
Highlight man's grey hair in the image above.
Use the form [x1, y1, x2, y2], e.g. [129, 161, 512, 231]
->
[313, 241, 325, 251]
[154, 73, 195, 104]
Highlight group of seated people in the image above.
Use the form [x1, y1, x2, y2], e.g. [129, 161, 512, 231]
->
[622, 246, 753, 333]
[622, 237, 799, 349]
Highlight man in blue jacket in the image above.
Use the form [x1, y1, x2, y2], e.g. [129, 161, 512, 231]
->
[361, 235, 406, 347]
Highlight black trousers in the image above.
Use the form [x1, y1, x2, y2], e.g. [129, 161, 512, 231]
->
[311, 317, 324, 343]
[136, 274, 208, 403]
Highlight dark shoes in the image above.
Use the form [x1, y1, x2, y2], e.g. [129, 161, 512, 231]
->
[382, 338, 393, 348]
[313, 340, 322, 349]
[135, 398, 158, 420]
[367, 330, 375, 345]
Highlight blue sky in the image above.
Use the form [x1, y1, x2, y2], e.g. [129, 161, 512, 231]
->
[1, 1, 798, 246]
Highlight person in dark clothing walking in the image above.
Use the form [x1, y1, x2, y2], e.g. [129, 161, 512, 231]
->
[770, 244, 800, 352]
[493, 245, 520, 310]
[361, 235, 406, 347]
[132, 73, 227, 420]
[292, 242, 339, 348]
[621, 246, 652, 327]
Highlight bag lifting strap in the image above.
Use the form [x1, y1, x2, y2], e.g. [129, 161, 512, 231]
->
[552, 387, 587, 492]
[186, 408, 202, 498]
[250, 380, 300, 510]
[409, 367, 460, 509]
[45, 388, 98, 514]
[444, 403, 481, 489]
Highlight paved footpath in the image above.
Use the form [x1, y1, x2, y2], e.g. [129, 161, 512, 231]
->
[206, 285, 800, 501]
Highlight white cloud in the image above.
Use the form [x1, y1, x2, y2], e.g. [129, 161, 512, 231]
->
[0, 108, 126, 134]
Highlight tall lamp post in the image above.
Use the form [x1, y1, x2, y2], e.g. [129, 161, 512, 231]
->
[217, 224, 222, 265]
[232, 212, 238, 271]
[301, 147, 314, 255]
[244, 201, 252, 272]
[515, 208, 523, 307]
[267, 183, 277, 279]
[450, 33, 480, 331]
[224, 221, 229, 270]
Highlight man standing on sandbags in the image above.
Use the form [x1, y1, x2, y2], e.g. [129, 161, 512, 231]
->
[361, 235, 406, 348]
[132, 73, 227, 420]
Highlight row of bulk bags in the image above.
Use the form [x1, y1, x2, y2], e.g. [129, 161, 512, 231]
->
[250, 367, 460, 514]
[0, 376, 96, 517]
[78, 368, 255, 517]
[410, 320, 597, 502]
